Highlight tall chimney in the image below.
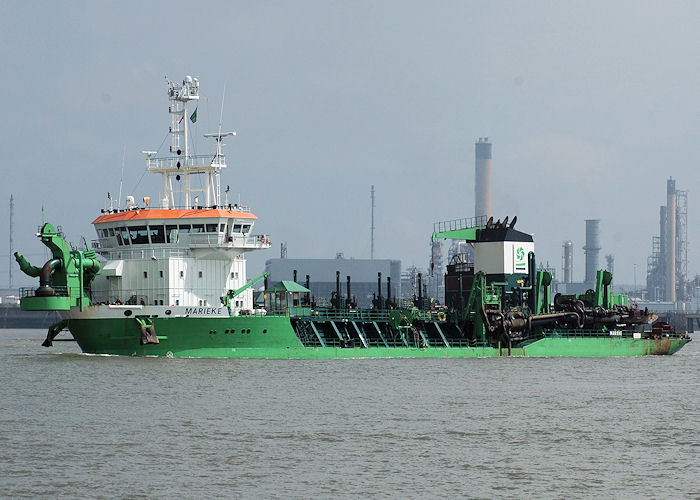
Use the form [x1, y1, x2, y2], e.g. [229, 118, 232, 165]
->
[475, 138, 493, 220]
[659, 205, 666, 276]
[666, 178, 677, 302]
[562, 240, 573, 283]
[583, 219, 601, 285]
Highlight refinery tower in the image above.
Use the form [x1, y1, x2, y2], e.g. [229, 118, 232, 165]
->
[646, 178, 688, 303]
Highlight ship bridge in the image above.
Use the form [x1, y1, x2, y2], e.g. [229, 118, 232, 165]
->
[91, 208, 271, 255]
[85, 75, 269, 311]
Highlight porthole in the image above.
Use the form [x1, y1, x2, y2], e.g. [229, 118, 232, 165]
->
[262, 329, 268, 334]
[165, 309, 172, 316]
[124, 310, 132, 317]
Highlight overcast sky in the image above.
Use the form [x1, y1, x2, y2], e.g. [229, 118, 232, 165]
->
[2, 0, 699, 288]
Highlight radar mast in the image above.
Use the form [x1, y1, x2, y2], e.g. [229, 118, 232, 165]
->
[144, 76, 231, 209]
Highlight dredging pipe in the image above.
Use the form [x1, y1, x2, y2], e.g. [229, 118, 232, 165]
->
[36, 259, 62, 296]
[14, 252, 41, 277]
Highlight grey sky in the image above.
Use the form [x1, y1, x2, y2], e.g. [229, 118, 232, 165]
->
[1, 1, 699, 287]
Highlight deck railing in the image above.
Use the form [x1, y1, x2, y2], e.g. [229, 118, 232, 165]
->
[541, 328, 688, 339]
[92, 234, 271, 254]
[433, 215, 487, 234]
[93, 246, 191, 260]
[146, 154, 226, 171]
[20, 285, 88, 299]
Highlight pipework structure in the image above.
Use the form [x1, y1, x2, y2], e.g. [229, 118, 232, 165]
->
[475, 138, 492, 220]
[428, 239, 445, 304]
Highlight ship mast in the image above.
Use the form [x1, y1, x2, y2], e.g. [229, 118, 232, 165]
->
[144, 76, 230, 209]
[9, 194, 14, 289]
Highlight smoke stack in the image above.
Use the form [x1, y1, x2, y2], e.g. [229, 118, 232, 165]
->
[475, 138, 492, 220]
[336, 271, 341, 309]
[659, 205, 666, 272]
[562, 240, 573, 283]
[666, 178, 677, 302]
[583, 219, 601, 285]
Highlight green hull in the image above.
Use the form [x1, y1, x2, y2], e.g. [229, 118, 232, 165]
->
[66, 316, 691, 358]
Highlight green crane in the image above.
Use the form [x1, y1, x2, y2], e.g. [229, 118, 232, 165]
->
[220, 272, 269, 314]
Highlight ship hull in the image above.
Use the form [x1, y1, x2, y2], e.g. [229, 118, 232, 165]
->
[65, 316, 691, 358]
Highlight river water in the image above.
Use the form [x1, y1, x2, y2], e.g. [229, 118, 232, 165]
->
[1, 329, 698, 499]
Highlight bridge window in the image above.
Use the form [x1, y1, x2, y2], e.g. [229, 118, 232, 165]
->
[108, 228, 115, 236]
[220, 223, 226, 232]
[129, 226, 149, 244]
[117, 227, 130, 246]
[166, 225, 178, 243]
[233, 224, 242, 233]
[206, 223, 218, 232]
[191, 224, 204, 233]
[178, 224, 191, 233]
[241, 224, 251, 233]
[148, 225, 165, 244]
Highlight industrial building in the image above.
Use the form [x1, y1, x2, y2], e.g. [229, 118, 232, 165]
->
[264, 256, 401, 308]
[646, 178, 689, 302]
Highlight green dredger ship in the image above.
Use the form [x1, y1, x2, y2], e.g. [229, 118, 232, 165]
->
[15, 76, 690, 358]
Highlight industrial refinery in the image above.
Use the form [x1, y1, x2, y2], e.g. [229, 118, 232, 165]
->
[645, 178, 692, 303]
[427, 138, 697, 324]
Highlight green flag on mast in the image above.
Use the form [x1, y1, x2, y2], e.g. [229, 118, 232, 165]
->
[190, 107, 198, 123]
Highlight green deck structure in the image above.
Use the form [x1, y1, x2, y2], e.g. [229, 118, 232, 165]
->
[16, 219, 692, 358]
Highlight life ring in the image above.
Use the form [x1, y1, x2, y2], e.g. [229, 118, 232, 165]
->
[437, 311, 446, 322]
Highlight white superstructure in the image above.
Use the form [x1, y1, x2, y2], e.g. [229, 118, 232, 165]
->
[89, 76, 270, 312]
